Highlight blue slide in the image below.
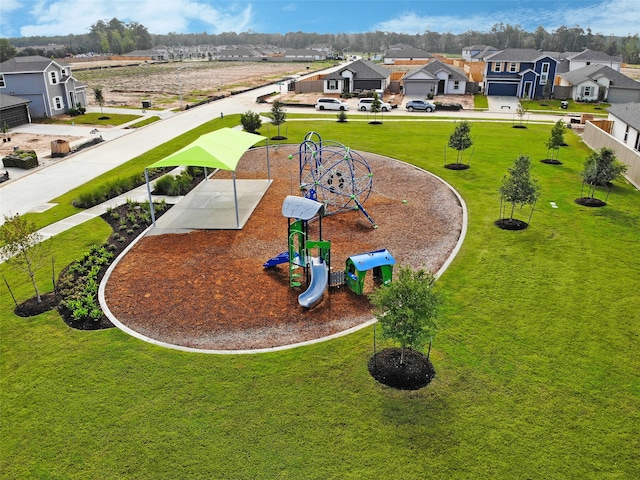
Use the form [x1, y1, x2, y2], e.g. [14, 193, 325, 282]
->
[298, 257, 328, 308]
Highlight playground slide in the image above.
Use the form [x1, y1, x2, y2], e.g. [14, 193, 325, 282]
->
[298, 257, 328, 308]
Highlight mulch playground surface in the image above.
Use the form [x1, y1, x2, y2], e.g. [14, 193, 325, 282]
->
[103, 145, 464, 350]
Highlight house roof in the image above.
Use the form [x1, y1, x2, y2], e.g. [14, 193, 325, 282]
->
[0, 93, 31, 109]
[568, 49, 622, 63]
[560, 64, 640, 89]
[485, 48, 556, 63]
[384, 48, 433, 59]
[325, 59, 390, 80]
[0, 55, 69, 73]
[607, 103, 640, 130]
[405, 59, 467, 82]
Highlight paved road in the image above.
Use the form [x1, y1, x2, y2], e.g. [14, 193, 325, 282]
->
[0, 74, 570, 224]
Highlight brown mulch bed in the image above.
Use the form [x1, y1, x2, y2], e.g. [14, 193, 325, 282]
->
[104, 145, 464, 351]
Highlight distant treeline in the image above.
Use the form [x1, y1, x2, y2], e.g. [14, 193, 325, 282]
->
[7, 19, 640, 63]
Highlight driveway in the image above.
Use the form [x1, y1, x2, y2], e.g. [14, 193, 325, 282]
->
[487, 96, 521, 113]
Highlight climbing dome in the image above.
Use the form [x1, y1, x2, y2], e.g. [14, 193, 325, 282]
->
[293, 132, 375, 226]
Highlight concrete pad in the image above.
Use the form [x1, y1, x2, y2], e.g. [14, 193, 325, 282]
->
[147, 178, 272, 235]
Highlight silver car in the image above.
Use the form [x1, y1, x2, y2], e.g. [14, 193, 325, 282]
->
[406, 100, 437, 112]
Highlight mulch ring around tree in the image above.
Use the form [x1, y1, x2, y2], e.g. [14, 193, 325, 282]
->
[444, 163, 470, 170]
[368, 347, 436, 390]
[540, 159, 563, 165]
[575, 197, 607, 207]
[495, 218, 529, 230]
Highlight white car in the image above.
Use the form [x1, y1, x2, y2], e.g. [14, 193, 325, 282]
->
[357, 97, 392, 112]
[315, 98, 350, 111]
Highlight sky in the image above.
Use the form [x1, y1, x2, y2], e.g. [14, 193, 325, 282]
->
[0, 0, 639, 40]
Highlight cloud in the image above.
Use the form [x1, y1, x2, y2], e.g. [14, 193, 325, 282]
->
[282, 3, 297, 12]
[16, 0, 254, 37]
[372, 0, 639, 36]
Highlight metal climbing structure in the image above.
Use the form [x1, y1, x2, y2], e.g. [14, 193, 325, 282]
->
[292, 131, 376, 227]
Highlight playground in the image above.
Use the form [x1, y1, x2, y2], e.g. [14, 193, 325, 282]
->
[103, 143, 464, 351]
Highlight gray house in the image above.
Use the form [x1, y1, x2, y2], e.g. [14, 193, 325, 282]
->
[557, 65, 640, 103]
[0, 56, 87, 118]
[322, 59, 390, 94]
[403, 60, 468, 97]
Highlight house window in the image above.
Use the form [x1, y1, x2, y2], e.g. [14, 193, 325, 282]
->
[624, 125, 629, 142]
[540, 62, 550, 85]
[493, 62, 502, 73]
[453, 80, 459, 90]
[327, 79, 338, 90]
[583, 86, 592, 97]
[50, 71, 58, 84]
[0, 74, 5, 88]
[508, 62, 518, 72]
[635, 132, 640, 152]
[52, 96, 63, 110]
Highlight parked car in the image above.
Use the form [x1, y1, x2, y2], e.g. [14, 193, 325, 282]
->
[357, 97, 392, 112]
[405, 100, 437, 112]
[315, 98, 350, 111]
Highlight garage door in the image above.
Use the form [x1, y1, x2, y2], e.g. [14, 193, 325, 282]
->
[0, 105, 29, 128]
[404, 81, 435, 97]
[487, 82, 518, 96]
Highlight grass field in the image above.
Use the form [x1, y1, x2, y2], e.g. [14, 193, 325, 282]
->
[1, 116, 639, 479]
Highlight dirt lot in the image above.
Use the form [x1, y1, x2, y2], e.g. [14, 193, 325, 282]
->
[72, 60, 317, 110]
[0, 134, 82, 173]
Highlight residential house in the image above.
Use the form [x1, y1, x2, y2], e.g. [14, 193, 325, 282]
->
[557, 64, 640, 103]
[565, 49, 622, 72]
[283, 49, 325, 61]
[0, 55, 87, 118]
[0, 93, 32, 128]
[402, 60, 468, 97]
[462, 45, 500, 62]
[322, 59, 390, 94]
[383, 48, 433, 65]
[608, 103, 640, 152]
[483, 48, 558, 98]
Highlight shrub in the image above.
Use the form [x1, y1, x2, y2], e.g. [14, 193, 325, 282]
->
[240, 110, 262, 133]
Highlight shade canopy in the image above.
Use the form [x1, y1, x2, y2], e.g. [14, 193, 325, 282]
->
[148, 127, 266, 171]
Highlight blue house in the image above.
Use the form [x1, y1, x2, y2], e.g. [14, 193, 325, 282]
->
[483, 48, 558, 98]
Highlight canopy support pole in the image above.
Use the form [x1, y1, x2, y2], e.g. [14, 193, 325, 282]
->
[266, 139, 271, 181]
[233, 171, 240, 228]
[144, 169, 156, 227]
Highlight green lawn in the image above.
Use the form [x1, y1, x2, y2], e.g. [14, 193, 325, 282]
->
[521, 98, 610, 115]
[1, 116, 639, 479]
[37, 112, 142, 126]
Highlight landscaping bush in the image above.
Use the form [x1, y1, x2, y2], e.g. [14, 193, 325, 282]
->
[2, 150, 38, 169]
[434, 102, 463, 111]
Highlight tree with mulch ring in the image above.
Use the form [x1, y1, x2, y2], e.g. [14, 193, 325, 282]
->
[267, 100, 287, 140]
[445, 120, 473, 170]
[541, 120, 566, 165]
[513, 103, 529, 129]
[0, 213, 51, 315]
[368, 91, 383, 125]
[496, 155, 540, 230]
[575, 147, 627, 208]
[368, 265, 441, 390]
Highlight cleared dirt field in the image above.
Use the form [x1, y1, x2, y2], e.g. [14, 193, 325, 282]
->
[72, 60, 320, 110]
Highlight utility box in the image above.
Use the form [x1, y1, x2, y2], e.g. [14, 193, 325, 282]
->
[51, 139, 70, 157]
[142, 100, 151, 108]
[561, 101, 568, 109]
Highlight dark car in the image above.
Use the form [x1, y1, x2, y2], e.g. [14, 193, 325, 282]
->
[405, 100, 437, 112]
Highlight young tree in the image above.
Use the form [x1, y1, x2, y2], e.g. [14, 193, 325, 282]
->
[240, 110, 262, 133]
[515, 102, 529, 127]
[448, 120, 473, 165]
[369, 91, 382, 123]
[93, 86, 105, 115]
[545, 119, 566, 161]
[268, 100, 287, 139]
[0, 214, 49, 303]
[580, 147, 627, 200]
[499, 155, 540, 222]
[368, 266, 442, 365]
[0, 38, 17, 62]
